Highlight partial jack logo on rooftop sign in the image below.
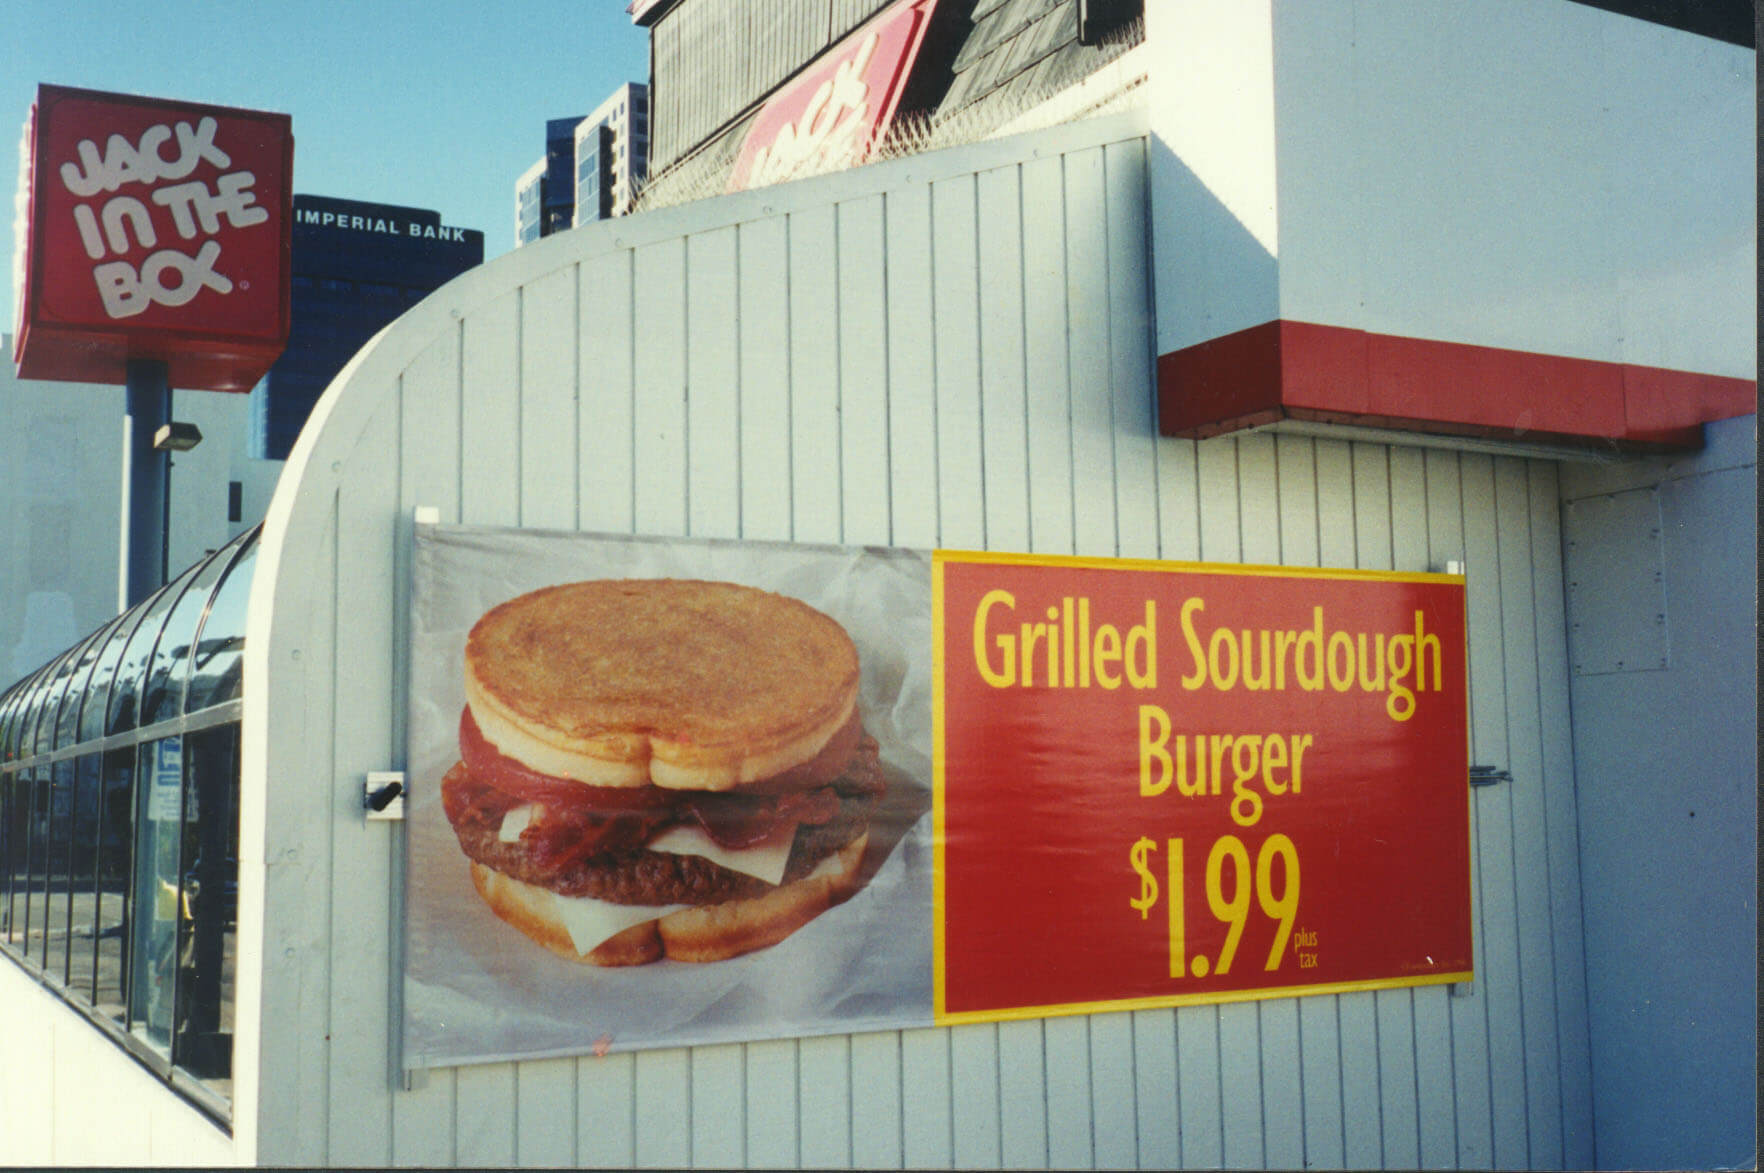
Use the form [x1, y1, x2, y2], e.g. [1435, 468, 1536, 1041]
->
[13, 84, 293, 392]
[726, 0, 937, 194]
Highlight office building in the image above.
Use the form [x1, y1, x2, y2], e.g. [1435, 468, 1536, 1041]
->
[514, 116, 586, 246]
[514, 87, 650, 244]
[252, 195, 484, 460]
[573, 83, 650, 223]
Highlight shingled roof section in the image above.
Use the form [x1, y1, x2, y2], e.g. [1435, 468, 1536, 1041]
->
[935, 0, 1139, 128]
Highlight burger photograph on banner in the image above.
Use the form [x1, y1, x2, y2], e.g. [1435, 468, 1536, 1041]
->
[402, 525, 936, 1068]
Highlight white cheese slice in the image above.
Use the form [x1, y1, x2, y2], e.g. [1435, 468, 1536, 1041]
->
[647, 822, 796, 886]
[550, 890, 687, 957]
[801, 846, 848, 882]
[498, 804, 540, 843]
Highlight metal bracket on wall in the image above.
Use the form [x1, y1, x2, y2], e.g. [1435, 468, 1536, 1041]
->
[1469, 764, 1511, 788]
[365, 771, 406, 820]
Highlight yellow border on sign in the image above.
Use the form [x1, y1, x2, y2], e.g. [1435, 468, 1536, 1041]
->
[932, 546, 1465, 585]
[931, 556, 950, 1021]
[928, 546, 1469, 1023]
[934, 970, 1475, 1028]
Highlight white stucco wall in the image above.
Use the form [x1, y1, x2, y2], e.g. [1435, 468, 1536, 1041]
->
[1559, 415, 1758, 1169]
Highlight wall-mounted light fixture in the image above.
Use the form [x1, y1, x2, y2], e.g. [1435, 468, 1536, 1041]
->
[152, 422, 203, 452]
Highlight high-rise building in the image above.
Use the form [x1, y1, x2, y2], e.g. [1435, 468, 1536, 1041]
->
[573, 83, 650, 224]
[514, 116, 587, 246]
[252, 194, 484, 460]
[515, 158, 546, 246]
[514, 87, 650, 245]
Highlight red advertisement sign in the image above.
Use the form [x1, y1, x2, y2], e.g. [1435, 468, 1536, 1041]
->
[726, 0, 937, 192]
[14, 84, 293, 391]
[934, 551, 1472, 1023]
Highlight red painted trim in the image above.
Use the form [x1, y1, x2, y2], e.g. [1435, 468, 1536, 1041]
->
[1158, 320, 1756, 450]
[1154, 320, 1285, 436]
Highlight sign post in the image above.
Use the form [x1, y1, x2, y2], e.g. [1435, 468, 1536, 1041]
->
[123, 359, 170, 605]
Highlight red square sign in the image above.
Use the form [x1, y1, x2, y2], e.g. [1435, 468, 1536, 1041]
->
[934, 552, 1473, 1023]
[14, 84, 293, 391]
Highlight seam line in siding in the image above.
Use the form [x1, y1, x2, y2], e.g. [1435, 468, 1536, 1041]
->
[835, 203, 846, 546]
[1501, 462, 1536, 1169]
[627, 249, 638, 532]
[928, 189, 942, 546]
[880, 196, 895, 549]
[786, 215, 797, 542]
[971, 175, 987, 551]
[734, 229, 745, 539]
[516, 285, 526, 525]
[570, 264, 582, 532]
[1102, 147, 1121, 561]
[1016, 165, 1034, 555]
[1060, 156, 1077, 557]
[682, 239, 692, 537]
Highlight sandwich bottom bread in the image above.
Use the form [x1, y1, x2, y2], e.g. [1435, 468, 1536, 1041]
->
[438, 577, 888, 965]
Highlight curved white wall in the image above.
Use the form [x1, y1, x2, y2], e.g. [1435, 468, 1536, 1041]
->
[237, 110, 1594, 1168]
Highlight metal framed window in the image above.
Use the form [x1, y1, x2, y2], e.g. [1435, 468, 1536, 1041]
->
[0, 525, 257, 1128]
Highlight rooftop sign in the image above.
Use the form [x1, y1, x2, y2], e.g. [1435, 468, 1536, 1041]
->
[726, 0, 937, 194]
[13, 84, 293, 391]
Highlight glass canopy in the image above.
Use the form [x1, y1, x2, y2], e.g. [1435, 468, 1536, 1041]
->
[0, 526, 258, 762]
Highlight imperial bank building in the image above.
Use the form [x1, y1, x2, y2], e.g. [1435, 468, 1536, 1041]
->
[0, 2, 1753, 1170]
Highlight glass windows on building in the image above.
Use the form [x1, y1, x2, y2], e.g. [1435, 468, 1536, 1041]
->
[0, 527, 255, 1126]
[516, 166, 545, 246]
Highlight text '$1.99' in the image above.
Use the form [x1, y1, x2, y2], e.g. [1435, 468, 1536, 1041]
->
[1128, 833, 1300, 980]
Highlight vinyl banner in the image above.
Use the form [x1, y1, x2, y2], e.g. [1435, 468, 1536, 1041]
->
[403, 525, 1470, 1067]
[404, 525, 935, 1067]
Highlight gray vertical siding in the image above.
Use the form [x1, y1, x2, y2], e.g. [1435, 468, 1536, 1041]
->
[244, 110, 1593, 1168]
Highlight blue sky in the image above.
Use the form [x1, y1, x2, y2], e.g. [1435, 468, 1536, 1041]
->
[3, 0, 650, 336]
